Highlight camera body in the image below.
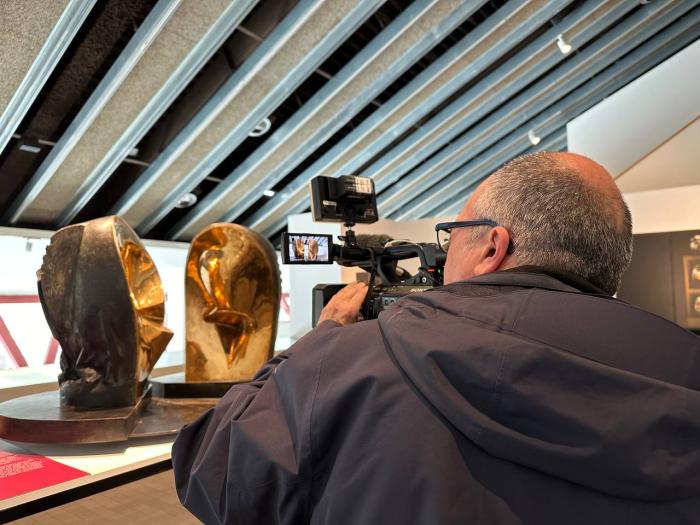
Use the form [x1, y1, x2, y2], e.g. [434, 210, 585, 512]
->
[281, 175, 445, 324]
[311, 283, 434, 326]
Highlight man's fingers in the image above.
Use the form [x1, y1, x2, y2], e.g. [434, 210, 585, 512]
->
[328, 282, 365, 305]
[337, 281, 365, 299]
[318, 282, 369, 326]
[347, 282, 368, 310]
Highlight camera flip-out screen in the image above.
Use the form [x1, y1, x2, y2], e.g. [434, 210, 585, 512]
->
[282, 233, 334, 264]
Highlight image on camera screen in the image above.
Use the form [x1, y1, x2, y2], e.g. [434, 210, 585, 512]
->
[288, 234, 330, 262]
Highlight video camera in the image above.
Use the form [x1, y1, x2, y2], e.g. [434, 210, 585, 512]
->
[281, 175, 446, 324]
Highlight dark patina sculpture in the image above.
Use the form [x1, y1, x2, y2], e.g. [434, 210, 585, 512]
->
[185, 223, 280, 382]
[38, 216, 173, 409]
[0, 216, 225, 443]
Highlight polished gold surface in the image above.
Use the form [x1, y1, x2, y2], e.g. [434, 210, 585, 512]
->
[186, 223, 280, 382]
[114, 219, 173, 384]
[38, 216, 172, 408]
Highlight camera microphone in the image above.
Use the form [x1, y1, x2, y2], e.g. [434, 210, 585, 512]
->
[355, 234, 393, 253]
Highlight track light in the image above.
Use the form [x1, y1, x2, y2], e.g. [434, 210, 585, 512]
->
[175, 192, 198, 208]
[527, 130, 541, 146]
[249, 117, 272, 137]
[556, 33, 572, 54]
[18, 137, 42, 154]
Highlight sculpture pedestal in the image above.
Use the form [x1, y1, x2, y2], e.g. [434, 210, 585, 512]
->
[149, 372, 240, 399]
[130, 396, 218, 438]
[0, 387, 218, 444]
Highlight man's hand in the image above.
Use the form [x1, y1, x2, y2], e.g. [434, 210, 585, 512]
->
[318, 282, 369, 326]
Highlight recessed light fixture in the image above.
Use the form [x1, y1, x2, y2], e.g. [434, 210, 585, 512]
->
[263, 189, 276, 197]
[249, 117, 272, 137]
[556, 33, 572, 54]
[527, 129, 541, 146]
[18, 141, 42, 154]
[175, 192, 198, 208]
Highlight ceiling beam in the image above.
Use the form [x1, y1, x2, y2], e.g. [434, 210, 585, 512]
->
[55, 0, 259, 227]
[5, 0, 263, 227]
[248, 0, 639, 238]
[427, 129, 569, 219]
[399, 127, 569, 220]
[0, 0, 95, 159]
[240, 0, 577, 237]
[4, 0, 183, 225]
[165, 0, 491, 240]
[109, 0, 385, 233]
[377, 0, 699, 218]
[434, 132, 570, 219]
[420, 18, 700, 220]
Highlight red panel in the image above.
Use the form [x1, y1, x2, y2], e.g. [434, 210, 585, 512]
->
[44, 337, 60, 365]
[0, 450, 88, 500]
[0, 295, 40, 304]
[0, 315, 27, 368]
[280, 293, 290, 316]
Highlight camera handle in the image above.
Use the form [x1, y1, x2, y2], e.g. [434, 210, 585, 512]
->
[338, 221, 378, 320]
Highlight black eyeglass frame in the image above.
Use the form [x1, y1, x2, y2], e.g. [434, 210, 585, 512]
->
[434, 220, 514, 254]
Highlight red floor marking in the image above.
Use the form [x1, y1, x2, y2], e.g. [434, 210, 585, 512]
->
[0, 450, 88, 500]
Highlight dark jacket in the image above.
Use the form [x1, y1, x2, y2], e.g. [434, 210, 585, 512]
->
[172, 269, 700, 524]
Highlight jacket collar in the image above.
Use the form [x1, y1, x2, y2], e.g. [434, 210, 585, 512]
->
[462, 265, 611, 296]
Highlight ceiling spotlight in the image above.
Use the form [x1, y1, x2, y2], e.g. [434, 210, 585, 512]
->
[263, 189, 276, 197]
[249, 117, 272, 137]
[556, 33, 572, 54]
[527, 129, 541, 146]
[175, 192, 198, 208]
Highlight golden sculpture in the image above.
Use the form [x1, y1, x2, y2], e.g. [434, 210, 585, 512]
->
[186, 223, 280, 382]
[38, 216, 172, 409]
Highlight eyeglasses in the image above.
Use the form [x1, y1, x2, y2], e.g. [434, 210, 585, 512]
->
[434, 220, 499, 253]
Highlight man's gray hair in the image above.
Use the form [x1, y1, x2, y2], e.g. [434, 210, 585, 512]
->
[471, 152, 633, 295]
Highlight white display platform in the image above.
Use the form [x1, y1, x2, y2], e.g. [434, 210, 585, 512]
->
[0, 435, 174, 511]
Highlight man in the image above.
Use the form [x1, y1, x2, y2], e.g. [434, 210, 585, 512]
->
[294, 236, 305, 260]
[172, 152, 700, 524]
[308, 238, 319, 261]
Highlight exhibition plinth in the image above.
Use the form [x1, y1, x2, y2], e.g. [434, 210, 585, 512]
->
[149, 372, 239, 398]
[0, 387, 217, 444]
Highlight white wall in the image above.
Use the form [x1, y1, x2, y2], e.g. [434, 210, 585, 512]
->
[568, 40, 700, 176]
[0, 228, 188, 371]
[615, 117, 700, 194]
[624, 184, 700, 235]
[566, 40, 699, 236]
[144, 244, 188, 365]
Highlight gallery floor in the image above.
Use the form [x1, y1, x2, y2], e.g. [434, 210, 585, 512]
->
[7, 469, 198, 524]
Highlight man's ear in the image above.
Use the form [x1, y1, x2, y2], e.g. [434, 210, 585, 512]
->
[472, 226, 511, 276]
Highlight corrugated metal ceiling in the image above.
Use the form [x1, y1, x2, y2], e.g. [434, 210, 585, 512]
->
[0, 0, 698, 244]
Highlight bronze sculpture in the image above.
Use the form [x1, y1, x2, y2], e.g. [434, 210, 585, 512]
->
[185, 223, 280, 382]
[38, 216, 172, 409]
[0, 216, 231, 443]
